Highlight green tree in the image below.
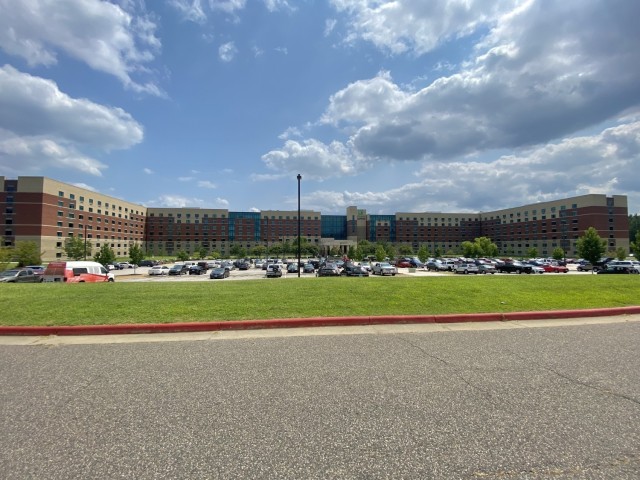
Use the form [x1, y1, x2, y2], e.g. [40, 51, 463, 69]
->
[576, 227, 606, 272]
[230, 243, 246, 258]
[129, 243, 144, 267]
[417, 245, 429, 263]
[629, 214, 640, 242]
[94, 244, 116, 267]
[474, 237, 499, 257]
[64, 237, 91, 260]
[434, 246, 443, 258]
[461, 241, 477, 258]
[348, 245, 357, 260]
[0, 240, 13, 271]
[196, 245, 209, 259]
[176, 250, 190, 262]
[375, 245, 386, 262]
[14, 241, 42, 266]
[210, 250, 221, 260]
[385, 244, 396, 260]
[527, 247, 538, 259]
[250, 245, 267, 258]
[398, 244, 413, 256]
[329, 246, 341, 257]
[552, 247, 565, 262]
[631, 231, 640, 259]
[615, 246, 627, 261]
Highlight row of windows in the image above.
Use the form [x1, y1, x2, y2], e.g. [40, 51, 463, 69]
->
[57, 191, 143, 215]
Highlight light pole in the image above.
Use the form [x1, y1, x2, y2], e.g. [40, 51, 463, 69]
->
[297, 174, 301, 278]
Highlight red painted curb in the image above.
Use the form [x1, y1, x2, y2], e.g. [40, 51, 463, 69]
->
[1, 306, 639, 336]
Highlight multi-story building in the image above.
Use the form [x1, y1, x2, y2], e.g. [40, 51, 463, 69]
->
[1, 176, 146, 260]
[1, 176, 630, 261]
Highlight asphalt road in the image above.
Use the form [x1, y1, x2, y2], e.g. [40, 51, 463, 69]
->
[1, 319, 639, 479]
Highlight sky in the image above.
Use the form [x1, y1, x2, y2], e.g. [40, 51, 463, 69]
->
[0, 0, 639, 216]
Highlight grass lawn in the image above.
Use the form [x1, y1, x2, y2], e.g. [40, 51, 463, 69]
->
[0, 276, 638, 327]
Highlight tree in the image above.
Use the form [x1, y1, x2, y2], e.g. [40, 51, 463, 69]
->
[348, 245, 357, 260]
[474, 237, 499, 257]
[527, 247, 538, 259]
[615, 246, 627, 261]
[0, 240, 13, 271]
[576, 227, 606, 272]
[631, 231, 640, 259]
[385, 243, 396, 260]
[129, 243, 144, 267]
[629, 214, 640, 242]
[461, 241, 477, 258]
[250, 245, 267, 258]
[64, 237, 91, 260]
[197, 245, 209, 259]
[552, 247, 565, 262]
[176, 250, 190, 261]
[398, 244, 413, 256]
[210, 250, 221, 260]
[375, 245, 386, 262]
[14, 241, 42, 267]
[94, 244, 116, 267]
[434, 246, 443, 258]
[230, 243, 245, 258]
[329, 246, 341, 257]
[417, 245, 429, 263]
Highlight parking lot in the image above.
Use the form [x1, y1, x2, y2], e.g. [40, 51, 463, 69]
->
[113, 263, 595, 282]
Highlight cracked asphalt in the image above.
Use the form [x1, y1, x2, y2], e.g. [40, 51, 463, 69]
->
[1, 318, 639, 479]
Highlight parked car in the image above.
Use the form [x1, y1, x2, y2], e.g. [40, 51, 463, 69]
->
[266, 264, 283, 278]
[496, 261, 533, 274]
[372, 262, 397, 276]
[596, 265, 637, 274]
[148, 265, 170, 276]
[359, 262, 372, 272]
[43, 261, 114, 283]
[396, 259, 412, 268]
[477, 264, 497, 274]
[316, 266, 340, 277]
[426, 260, 448, 271]
[286, 263, 299, 274]
[117, 262, 134, 269]
[454, 263, 479, 274]
[0, 268, 41, 283]
[168, 264, 189, 275]
[342, 265, 370, 277]
[542, 263, 569, 273]
[237, 261, 251, 270]
[26, 265, 46, 277]
[209, 267, 230, 279]
[576, 262, 594, 272]
[138, 260, 155, 267]
[303, 263, 315, 274]
[188, 265, 205, 275]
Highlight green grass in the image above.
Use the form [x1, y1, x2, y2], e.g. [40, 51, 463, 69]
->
[0, 276, 638, 326]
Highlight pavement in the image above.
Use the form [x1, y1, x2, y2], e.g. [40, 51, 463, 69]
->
[1, 306, 639, 337]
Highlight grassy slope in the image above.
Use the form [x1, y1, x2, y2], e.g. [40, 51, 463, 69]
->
[0, 276, 638, 326]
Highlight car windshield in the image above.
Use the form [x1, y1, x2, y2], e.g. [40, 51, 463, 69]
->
[213, 268, 225, 273]
[1, 270, 19, 277]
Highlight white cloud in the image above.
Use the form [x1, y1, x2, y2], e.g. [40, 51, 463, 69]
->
[143, 168, 154, 175]
[0, 65, 144, 150]
[145, 195, 207, 208]
[331, 0, 518, 55]
[214, 197, 230, 207]
[197, 180, 217, 189]
[169, 0, 207, 23]
[301, 121, 640, 214]
[324, 18, 337, 37]
[72, 182, 98, 192]
[219, 41, 238, 62]
[0, 0, 163, 95]
[0, 65, 143, 176]
[261, 139, 365, 180]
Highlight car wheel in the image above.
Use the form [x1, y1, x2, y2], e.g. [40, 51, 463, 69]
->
[464, 270, 468, 274]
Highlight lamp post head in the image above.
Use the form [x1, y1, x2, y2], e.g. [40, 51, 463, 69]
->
[297, 174, 301, 181]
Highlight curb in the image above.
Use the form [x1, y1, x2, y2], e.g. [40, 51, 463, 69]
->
[1, 306, 640, 336]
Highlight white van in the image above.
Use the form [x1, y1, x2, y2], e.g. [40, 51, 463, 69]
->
[43, 261, 115, 283]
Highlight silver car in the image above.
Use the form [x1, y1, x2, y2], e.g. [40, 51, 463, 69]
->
[372, 262, 397, 276]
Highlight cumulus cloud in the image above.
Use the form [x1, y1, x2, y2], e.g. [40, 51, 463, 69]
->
[331, 0, 518, 55]
[170, 0, 290, 22]
[219, 41, 238, 62]
[197, 180, 217, 189]
[303, 121, 640, 214]
[262, 0, 640, 192]
[261, 139, 364, 180]
[0, 0, 163, 95]
[0, 66, 143, 176]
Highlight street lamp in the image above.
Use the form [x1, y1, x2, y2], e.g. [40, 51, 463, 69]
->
[297, 174, 301, 278]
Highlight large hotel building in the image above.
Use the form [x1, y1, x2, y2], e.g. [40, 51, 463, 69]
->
[1, 176, 630, 262]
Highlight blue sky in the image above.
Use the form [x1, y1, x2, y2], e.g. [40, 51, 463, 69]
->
[1, 0, 639, 215]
